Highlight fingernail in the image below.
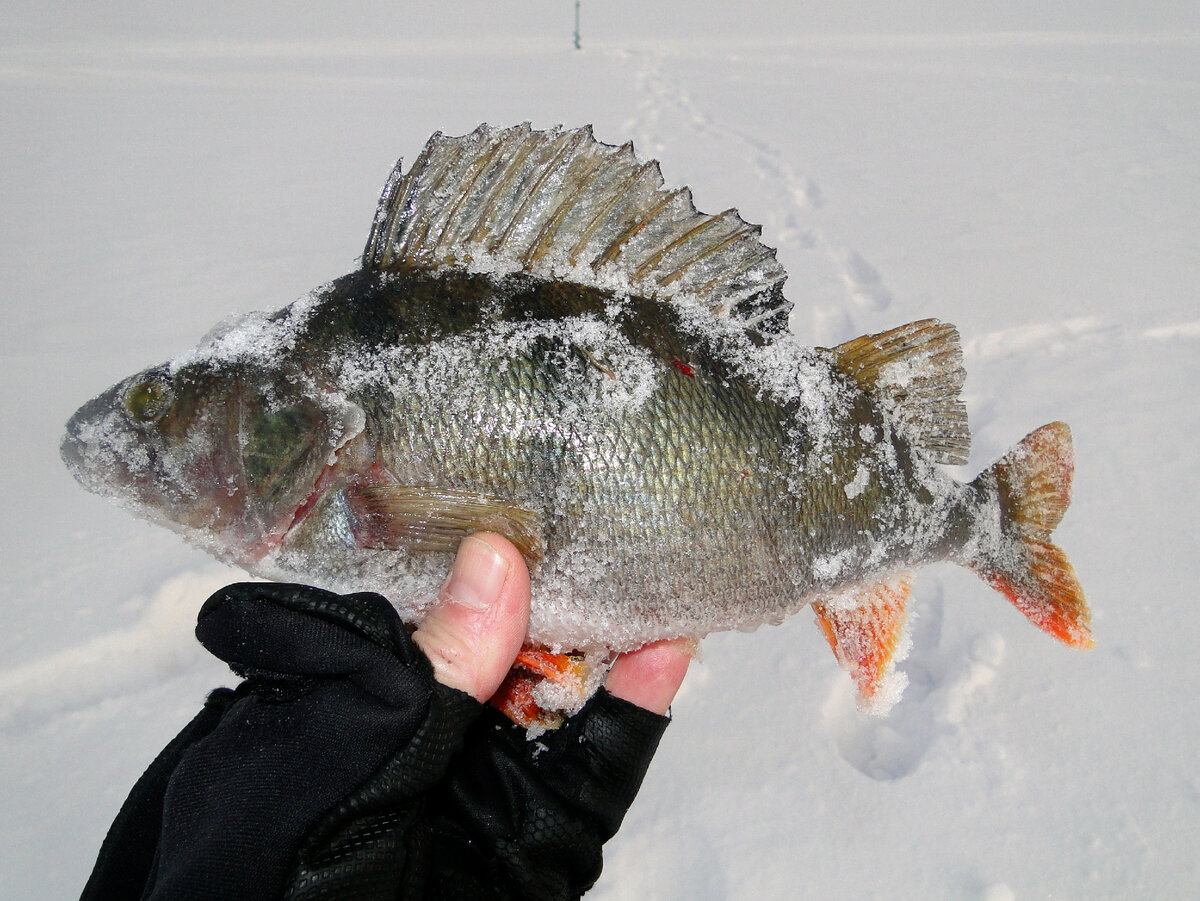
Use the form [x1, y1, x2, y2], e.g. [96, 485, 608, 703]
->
[439, 536, 510, 612]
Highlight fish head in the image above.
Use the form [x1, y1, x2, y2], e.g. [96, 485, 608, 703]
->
[62, 356, 365, 566]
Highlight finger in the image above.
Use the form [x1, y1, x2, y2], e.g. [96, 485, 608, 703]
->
[412, 533, 531, 702]
[604, 639, 693, 715]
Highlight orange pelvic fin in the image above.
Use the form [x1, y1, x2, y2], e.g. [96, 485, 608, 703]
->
[972, 422, 1093, 649]
[813, 573, 912, 712]
[489, 647, 590, 730]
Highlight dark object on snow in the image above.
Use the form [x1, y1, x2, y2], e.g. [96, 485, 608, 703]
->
[79, 582, 669, 901]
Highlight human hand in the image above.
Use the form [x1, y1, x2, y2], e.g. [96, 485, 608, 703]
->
[81, 534, 691, 901]
[414, 531, 691, 713]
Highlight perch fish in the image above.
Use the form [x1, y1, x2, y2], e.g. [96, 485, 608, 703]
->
[61, 124, 1091, 721]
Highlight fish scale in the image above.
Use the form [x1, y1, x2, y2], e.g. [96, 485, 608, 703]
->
[348, 291, 798, 644]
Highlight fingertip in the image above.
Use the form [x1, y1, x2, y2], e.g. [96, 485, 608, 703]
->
[605, 639, 694, 716]
[471, 532, 531, 601]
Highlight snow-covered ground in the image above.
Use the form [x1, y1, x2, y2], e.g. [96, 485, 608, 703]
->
[3, 4, 1199, 898]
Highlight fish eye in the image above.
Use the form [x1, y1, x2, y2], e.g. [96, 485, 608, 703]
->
[124, 379, 173, 423]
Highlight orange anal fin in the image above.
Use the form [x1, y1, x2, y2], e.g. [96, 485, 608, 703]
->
[813, 574, 912, 711]
[488, 647, 590, 730]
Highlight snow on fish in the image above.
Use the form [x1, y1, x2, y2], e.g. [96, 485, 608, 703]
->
[61, 123, 1091, 726]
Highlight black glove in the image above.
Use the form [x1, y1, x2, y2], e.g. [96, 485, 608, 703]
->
[80, 582, 671, 901]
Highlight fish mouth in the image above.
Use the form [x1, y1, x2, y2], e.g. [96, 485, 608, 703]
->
[60, 386, 177, 510]
[61, 392, 120, 495]
[59, 422, 86, 479]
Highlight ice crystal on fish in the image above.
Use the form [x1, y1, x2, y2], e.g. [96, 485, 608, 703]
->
[61, 124, 1091, 718]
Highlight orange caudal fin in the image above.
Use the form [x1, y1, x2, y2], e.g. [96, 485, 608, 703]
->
[971, 422, 1093, 648]
[813, 574, 912, 714]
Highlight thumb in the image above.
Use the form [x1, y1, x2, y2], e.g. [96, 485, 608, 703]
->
[412, 533, 531, 702]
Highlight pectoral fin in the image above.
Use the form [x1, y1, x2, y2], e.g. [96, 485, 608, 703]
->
[813, 574, 912, 713]
[343, 484, 545, 563]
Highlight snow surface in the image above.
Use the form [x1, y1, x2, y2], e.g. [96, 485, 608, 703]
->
[3, 3, 1199, 898]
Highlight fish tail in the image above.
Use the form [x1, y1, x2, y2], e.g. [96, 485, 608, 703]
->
[968, 422, 1093, 648]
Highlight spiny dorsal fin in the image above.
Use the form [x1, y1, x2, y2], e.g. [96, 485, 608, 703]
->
[829, 319, 970, 465]
[362, 123, 792, 337]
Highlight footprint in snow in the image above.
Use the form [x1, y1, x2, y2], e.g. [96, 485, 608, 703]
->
[620, 48, 898, 330]
[821, 581, 1007, 781]
[836, 248, 893, 312]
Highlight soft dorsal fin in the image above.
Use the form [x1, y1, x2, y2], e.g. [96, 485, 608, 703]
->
[362, 123, 792, 337]
[812, 573, 912, 713]
[828, 319, 970, 465]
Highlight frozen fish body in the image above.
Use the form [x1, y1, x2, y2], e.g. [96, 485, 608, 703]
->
[62, 124, 1091, 714]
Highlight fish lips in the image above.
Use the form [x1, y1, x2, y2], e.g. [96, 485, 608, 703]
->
[62, 386, 131, 496]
